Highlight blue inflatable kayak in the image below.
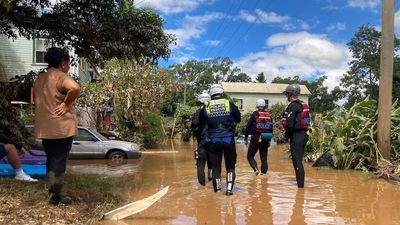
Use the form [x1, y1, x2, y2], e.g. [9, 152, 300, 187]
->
[0, 164, 46, 179]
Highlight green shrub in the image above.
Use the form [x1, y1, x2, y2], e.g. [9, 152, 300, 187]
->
[236, 111, 251, 136]
[269, 102, 287, 143]
[142, 110, 165, 148]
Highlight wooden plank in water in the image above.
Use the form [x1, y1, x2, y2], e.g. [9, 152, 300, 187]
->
[103, 186, 169, 220]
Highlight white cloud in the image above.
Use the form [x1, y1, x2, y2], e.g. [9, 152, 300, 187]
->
[204, 40, 222, 46]
[239, 10, 257, 23]
[254, 9, 290, 23]
[239, 9, 310, 31]
[346, 0, 379, 10]
[165, 12, 224, 50]
[326, 22, 346, 32]
[239, 9, 289, 24]
[235, 32, 351, 91]
[138, 0, 214, 14]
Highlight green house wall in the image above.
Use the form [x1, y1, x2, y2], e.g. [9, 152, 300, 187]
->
[227, 92, 309, 113]
[0, 35, 91, 82]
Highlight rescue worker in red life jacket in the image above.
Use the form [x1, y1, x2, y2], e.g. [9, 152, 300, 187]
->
[191, 92, 212, 186]
[198, 84, 241, 196]
[244, 99, 273, 175]
[282, 84, 311, 188]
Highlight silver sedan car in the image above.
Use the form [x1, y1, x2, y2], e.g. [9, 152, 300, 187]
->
[26, 126, 142, 160]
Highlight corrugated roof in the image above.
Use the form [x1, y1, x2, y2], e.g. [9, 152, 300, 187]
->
[221, 82, 311, 95]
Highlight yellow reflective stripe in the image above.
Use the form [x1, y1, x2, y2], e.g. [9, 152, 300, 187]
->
[205, 99, 230, 114]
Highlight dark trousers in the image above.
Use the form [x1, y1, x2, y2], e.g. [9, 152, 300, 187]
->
[196, 142, 212, 185]
[42, 136, 73, 195]
[289, 130, 308, 188]
[209, 139, 236, 192]
[247, 134, 270, 173]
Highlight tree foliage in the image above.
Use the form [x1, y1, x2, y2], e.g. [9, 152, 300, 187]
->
[255, 72, 266, 83]
[77, 60, 179, 144]
[1, 0, 174, 70]
[341, 25, 400, 108]
[271, 76, 345, 113]
[168, 57, 252, 106]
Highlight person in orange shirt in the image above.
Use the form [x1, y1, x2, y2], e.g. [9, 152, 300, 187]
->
[33, 47, 80, 205]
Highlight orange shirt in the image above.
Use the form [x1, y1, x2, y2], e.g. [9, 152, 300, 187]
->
[33, 69, 78, 139]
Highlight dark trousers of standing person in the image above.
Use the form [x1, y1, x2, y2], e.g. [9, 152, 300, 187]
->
[209, 139, 236, 192]
[196, 141, 212, 185]
[42, 136, 73, 196]
[247, 134, 270, 174]
[289, 130, 308, 188]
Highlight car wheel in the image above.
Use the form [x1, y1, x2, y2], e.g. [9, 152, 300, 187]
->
[107, 150, 127, 161]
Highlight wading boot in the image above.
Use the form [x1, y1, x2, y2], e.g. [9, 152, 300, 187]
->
[225, 190, 233, 196]
[48, 172, 72, 205]
[213, 178, 221, 192]
[208, 169, 213, 182]
[49, 193, 72, 205]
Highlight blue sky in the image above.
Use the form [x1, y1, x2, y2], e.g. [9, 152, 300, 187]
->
[137, 0, 400, 89]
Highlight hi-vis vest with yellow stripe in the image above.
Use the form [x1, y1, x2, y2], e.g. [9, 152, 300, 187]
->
[205, 99, 231, 117]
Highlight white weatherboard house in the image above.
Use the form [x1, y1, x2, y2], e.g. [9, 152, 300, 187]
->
[222, 82, 311, 113]
[0, 34, 93, 83]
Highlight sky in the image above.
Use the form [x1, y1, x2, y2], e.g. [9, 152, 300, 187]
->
[136, 0, 400, 90]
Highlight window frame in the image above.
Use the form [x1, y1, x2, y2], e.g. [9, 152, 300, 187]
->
[234, 98, 243, 110]
[33, 39, 49, 65]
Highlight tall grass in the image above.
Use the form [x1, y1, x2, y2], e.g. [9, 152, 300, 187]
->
[307, 98, 400, 170]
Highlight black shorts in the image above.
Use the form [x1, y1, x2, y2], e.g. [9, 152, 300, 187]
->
[0, 143, 7, 159]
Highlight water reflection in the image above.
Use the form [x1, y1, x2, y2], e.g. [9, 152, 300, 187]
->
[71, 141, 400, 225]
[289, 189, 305, 225]
[68, 159, 141, 177]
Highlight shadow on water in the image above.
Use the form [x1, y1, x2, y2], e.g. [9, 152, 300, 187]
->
[70, 140, 400, 225]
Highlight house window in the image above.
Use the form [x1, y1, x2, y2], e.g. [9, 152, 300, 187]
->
[35, 39, 48, 64]
[234, 99, 243, 110]
[264, 99, 269, 109]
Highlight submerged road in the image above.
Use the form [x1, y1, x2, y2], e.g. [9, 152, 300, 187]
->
[69, 141, 400, 225]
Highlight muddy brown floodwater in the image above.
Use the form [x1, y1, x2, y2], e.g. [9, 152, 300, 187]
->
[68, 141, 400, 225]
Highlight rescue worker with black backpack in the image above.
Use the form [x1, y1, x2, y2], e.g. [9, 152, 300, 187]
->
[282, 84, 311, 188]
[191, 92, 212, 186]
[198, 84, 241, 196]
[244, 99, 273, 175]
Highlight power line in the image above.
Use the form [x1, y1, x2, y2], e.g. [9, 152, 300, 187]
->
[223, 0, 273, 57]
[202, 0, 245, 59]
[212, 0, 261, 59]
[134, 0, 146, 7]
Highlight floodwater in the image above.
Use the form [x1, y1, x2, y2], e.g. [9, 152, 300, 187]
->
[68, 141, 400, 225]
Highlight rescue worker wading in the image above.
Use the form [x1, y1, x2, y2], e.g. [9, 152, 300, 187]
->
[244, 99, 273, 175]
[191, 92, 212, 186]
[282, 84, 311, 188]
[198, 84, 241, 196]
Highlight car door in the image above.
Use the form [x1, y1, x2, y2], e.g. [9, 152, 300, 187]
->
[70, 128, 102, 159]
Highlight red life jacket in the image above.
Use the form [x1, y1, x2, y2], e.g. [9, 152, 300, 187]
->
[255, 111, 273, 133]
[281, 100, 311, 129]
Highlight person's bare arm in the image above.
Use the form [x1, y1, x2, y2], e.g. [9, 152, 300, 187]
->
[55, 76, 80, 116]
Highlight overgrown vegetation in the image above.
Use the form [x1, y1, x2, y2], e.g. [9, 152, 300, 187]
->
[77, 60, 179, 146]
[0, 83, 38, 149]
[306, 98, 400, 176]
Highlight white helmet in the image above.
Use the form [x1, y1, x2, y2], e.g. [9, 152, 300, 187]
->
[209, 84, 224, 97]
[256, 99, 265, 107]
[198, 92, 211, 104]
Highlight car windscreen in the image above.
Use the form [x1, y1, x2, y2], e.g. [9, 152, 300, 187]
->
[87, 128, 108, 141]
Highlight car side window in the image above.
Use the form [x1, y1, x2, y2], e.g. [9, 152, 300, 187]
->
[75, 129, 96, 142]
